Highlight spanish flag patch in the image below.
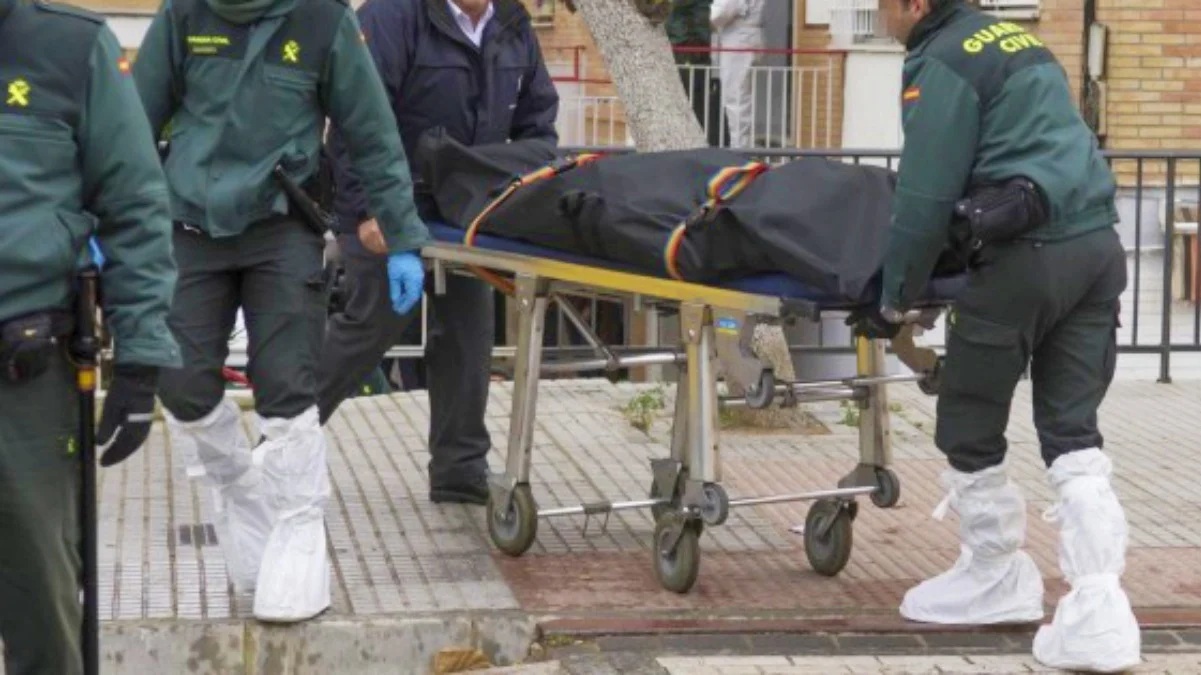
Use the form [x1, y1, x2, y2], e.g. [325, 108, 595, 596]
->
[902, 86, 920, 103]
[118, 57, 131, 75]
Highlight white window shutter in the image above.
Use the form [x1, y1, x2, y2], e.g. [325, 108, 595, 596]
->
[806, 0, 833, 25]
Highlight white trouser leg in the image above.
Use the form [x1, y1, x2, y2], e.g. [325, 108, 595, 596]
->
[251, 406, 331, 622]
[165, 399, 274, 594]
[1033, 448, 1140, 673]
[719, 52, 755, 148]
[900, 464, 1045, 624]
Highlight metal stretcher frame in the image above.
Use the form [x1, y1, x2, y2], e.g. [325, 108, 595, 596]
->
[421, 231, 949, 594]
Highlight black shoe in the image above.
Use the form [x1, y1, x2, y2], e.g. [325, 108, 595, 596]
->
[429, 474, 489, 505]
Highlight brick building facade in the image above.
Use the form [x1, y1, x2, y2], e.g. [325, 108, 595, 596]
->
[81, 0, 1201, 158]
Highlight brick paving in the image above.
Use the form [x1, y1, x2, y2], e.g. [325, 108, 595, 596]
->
[93, 375, 1201, 633]
[653, 653, 1201, 674]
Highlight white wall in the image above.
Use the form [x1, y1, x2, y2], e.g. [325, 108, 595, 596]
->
[840, 47, 905, 154]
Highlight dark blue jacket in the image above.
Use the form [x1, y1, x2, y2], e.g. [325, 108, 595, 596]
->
[327, 0, 559, 232]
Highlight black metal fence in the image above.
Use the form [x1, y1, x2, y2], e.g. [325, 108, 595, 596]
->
[550, 146, 1201, 382]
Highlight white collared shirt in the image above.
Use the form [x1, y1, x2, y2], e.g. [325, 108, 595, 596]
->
[447, 0, 495, 47]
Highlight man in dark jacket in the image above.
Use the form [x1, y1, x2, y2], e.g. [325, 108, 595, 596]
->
[317, 0, 559, 505]
[860, 0, 1139, 672]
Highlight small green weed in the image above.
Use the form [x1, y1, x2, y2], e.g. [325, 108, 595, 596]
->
[623, 386, 667, 434]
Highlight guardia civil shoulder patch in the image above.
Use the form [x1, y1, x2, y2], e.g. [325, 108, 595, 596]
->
[902, 86, 920, 104]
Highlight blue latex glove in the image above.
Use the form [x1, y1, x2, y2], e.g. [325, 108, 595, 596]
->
[88, 237, 105, 269]
[387, 251, 424, 315]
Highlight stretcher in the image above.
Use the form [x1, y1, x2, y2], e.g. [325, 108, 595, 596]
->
[423, 221, 963, 593]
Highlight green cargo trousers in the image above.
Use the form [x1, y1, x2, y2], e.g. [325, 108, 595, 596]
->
[936, 226, 1127, 472]
[0, 351, 82, 675]
[158, 216, 328, 423]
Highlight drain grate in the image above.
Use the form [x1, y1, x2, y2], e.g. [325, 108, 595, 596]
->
[177, 524, 219, 547]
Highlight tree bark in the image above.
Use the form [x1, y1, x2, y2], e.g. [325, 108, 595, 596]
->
[572, 0, 707, 152]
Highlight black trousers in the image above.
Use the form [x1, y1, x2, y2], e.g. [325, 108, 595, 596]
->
[316, 233, 493, 486]
[935, 227, 1127, 473]
[158, 217, 327, 422]
[0, 352, 82, 675]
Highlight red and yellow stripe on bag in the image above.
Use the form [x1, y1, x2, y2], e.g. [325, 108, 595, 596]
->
[460, 152, 604, 293]
[663, 161, 770, 281]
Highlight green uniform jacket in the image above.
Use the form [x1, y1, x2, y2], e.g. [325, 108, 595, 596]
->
[132, 0, 430, 253]
[881, 0, 1118, 310]
[667, 0, 711, 54]
[0, 0, 180, 368]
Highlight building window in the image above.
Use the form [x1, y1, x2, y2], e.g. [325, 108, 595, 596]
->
[978, 0, 1040, 20]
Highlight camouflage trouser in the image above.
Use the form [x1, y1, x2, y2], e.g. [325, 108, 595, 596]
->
[0, 351, 82, 675]
[936, 227, 1127, 472]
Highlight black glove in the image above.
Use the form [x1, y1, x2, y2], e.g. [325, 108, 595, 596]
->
[97, 364, 159, 467]
[846, 306, 902, 340]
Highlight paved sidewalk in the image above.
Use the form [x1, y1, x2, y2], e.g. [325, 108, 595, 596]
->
[480, 653, 1201, 675]
[655, 653, 1201, 674]
[79, 375, 1201, 671]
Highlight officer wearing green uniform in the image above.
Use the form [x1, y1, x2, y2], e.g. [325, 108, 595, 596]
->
[863, 0, 1140, 672]
[0, 1, 179, 672]
[667, 0, 724, 146]
[132, 0, 429, 622]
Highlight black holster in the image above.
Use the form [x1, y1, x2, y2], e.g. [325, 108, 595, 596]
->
[0, 311, 73, 384]
[273, 153, 337, 237]
[954, 176, 1049, 252]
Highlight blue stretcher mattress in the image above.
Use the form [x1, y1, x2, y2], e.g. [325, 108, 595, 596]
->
[427, 222, 966, 311]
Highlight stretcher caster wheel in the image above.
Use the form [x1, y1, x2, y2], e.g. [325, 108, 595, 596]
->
[649, 478, 670, 522]
[700, 483, 730, 526]
[744, 371, 775, 409]
[804, 499, 853, 577]
[653, 518, 702, 593]
[870, 468, 901, 509]
[488, 485, 538, 557]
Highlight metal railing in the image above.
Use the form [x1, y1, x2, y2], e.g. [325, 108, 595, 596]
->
[544, 47, 843, 150]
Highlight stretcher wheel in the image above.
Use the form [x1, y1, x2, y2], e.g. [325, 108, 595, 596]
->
[804, 500, 853, 577]
[871, 468, 901, 509]
[744, 371, 775, 409]
[653, 519, 702, 593]
[700, 483, 730, 526]
[649, 478, 670, 522]
[487, 485, 538, 557]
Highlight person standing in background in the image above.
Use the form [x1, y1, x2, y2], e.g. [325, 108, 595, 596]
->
[667, 0, 726, 146]
[710, 0, 764, 148]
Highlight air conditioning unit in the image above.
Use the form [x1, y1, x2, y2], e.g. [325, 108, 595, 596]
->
[978, 0, 1040, 20]
[828, 0, 887, 48]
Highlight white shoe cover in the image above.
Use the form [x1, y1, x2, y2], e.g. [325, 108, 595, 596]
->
[164, 409, 207, 479]
[1033, 449, 1141, 673]
[900, 464, 1044, 625]
[168, 399, 274, 593]
[251, 407, 331, 623]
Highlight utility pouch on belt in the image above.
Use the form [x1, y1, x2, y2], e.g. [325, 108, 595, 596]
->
[0, 311, 73, 384]
[954, 177, 1049, 251]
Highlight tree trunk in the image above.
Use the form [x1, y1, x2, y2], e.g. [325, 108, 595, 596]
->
[572, 0, 707, 152]
[575, 0, 797, 426]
